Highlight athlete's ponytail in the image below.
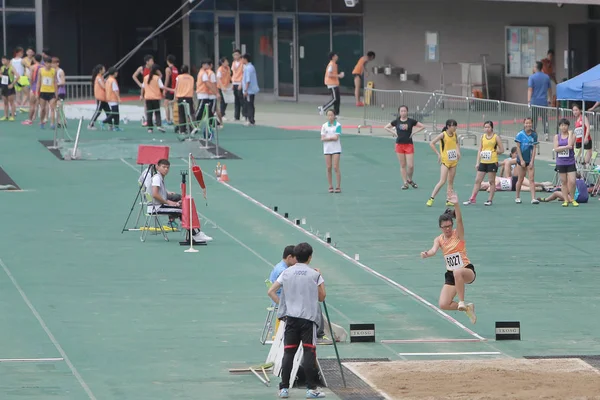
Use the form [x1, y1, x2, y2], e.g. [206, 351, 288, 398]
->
[147, 64, 160, 84]
[438, 208, 456, 227]
[91, 64, 104, 85]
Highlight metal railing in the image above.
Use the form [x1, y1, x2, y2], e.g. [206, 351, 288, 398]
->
[361, 88, 600, 155]
[65, 75, 92, 100]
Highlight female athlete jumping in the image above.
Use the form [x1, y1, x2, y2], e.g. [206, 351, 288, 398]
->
[421, 193, 477, 324]
[427, 119, 460, 207]
[384, 105, 426, 190]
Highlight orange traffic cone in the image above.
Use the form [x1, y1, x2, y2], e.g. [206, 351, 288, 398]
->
[218, 164, 230, 182]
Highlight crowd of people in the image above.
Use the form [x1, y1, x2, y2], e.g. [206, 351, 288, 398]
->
[88, 50, 259, 134]
[0, 47, 66, 129]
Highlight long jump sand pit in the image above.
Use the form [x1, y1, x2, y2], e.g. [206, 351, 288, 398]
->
[345, 358, 600, 400]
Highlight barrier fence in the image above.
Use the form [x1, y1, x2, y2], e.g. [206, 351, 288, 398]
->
[361, 88, 600, 157]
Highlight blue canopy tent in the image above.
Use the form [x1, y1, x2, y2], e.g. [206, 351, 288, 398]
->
[557, 64, 600, 102]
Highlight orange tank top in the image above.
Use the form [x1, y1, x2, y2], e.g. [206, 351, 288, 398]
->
[324, 61, 339, 86]
[175, 74, 194, 98]
[352, 56, 367, 75]
[105, 76, 119, 102]
[196, 69, 210, 94]
[438, 230, 471, 271]
[231, 61, 244, 84]
[94, 74, 106, 101]
[143, 75, 162, 100]
[217, 65, 231, 88]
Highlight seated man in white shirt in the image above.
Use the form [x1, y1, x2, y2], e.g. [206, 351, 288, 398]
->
[139, 165, 182, 229]
[148, 159, 212, 242]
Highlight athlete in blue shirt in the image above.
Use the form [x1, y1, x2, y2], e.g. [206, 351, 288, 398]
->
[514, 117, 539, 204]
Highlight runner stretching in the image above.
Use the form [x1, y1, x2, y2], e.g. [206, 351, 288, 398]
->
[479, 177, 551, 193]
[384, 105, 426, 190]
[321, 109, 342, 193]
[464, 121, 504, 206]
[421, 193, 476, 324]
[552, 118, 577, 207]
[427, 119, 460, 207]
[351, 51, 375, 107]
[515, 117, 539, 204]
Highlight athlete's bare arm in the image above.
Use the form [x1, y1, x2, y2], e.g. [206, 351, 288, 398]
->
[452, 196, 465, 241]
[495, 135, 505, 155]
[429, 132, 444, 161]
[421, 237, 440, 259]
[409, 122, 426, 138]
[132, 66, 144, 88]
[384, 122, 397, 137]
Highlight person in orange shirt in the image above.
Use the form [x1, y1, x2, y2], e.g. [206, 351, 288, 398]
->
[141, 64, 166, 133]
[420, 193, 477, 324]
[352, 51, 375, 107]
[231, 49, 244, 120]
[195, 59, 219, 132]
[541, 50, 557, 85]
[174, 65, 195, 134]
[89, 64, 111, 130]
[318, 52, 344, 116]
[217, 57, 232, 121]
[103, 67, 121, 131]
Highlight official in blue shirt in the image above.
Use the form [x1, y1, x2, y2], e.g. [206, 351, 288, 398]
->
[528, 61, 551, 135]
[269, 245, 297, 297]
[241, 53, 259, 126]
[514, 117, 539, 204]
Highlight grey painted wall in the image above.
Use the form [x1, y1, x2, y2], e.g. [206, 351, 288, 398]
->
[363, 0, 588, 103]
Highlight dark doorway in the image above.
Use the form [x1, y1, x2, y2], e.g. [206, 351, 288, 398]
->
[568, 23, 600, 108]
[44, 0, 185, 92]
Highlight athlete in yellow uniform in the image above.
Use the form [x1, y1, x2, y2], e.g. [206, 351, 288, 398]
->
[464, 121, 505, 206]
[36, 57, 57, 129]
[421, 193, 476, 324]
[427, 119, 460, 207]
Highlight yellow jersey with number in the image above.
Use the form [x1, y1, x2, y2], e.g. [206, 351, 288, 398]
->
[440, 130, 458, 166]
[439, 230, 471, 271]
[39, 67, 56, 93]
[480, 133, 498, 164]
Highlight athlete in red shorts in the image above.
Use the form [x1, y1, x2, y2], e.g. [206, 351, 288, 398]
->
[385, 105, 426, 189]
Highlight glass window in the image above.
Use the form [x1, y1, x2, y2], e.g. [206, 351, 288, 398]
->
[275, 0, 295, 12]
[298, 14, 330, 95]
[216, 0, 237, 10]
[239, 13, 274, 92]
[5, 0, 34, 7]
[5, 11, 36, 57]
[331, 0, 362, 13]
[298, 0, 330, 13]
[189, 12, 215, 76]
[505, 26, 550, 77]
[332, 16, 363, 94]
[240, 0, 272, 12]
[197, 0, 215, 10]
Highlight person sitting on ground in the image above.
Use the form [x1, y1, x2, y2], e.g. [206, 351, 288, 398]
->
[479, 176, 552, 193]
[498, 146, 518, 178]
[148, 159, 212, 242]
[538, 172, 589, 204]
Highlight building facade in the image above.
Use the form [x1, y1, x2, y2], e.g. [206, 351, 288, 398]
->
[20, 0, 600, 103]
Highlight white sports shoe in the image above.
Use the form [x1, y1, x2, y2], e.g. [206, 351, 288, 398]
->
[193, 231, 213, 242]
[515, 198, 522, 204]
[457, 301, 467, 311]
[466, 303, 477, 324]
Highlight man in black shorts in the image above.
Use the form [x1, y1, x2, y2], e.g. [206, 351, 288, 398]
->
[268, 243, 327, 399]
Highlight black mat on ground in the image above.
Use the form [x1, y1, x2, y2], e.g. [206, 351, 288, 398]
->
[39, 140, 63, 160]
[319, 358, 390, 400]
[0, 166, 20, 190]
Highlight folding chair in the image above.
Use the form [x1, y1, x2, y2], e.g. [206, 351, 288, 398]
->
[140, 192, 169, 242]
[260, 279, 279, 345]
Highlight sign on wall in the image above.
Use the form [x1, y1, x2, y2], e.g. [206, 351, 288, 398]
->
[426, 31, 439, 62]
[505, 26, 551, 77]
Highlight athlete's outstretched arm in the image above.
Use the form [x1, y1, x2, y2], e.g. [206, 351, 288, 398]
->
[421, 237, 440, 259]
[453, 200, 465, 241]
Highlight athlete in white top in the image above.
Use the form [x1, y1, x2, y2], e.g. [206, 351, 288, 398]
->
[321, 109, 342, 193]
